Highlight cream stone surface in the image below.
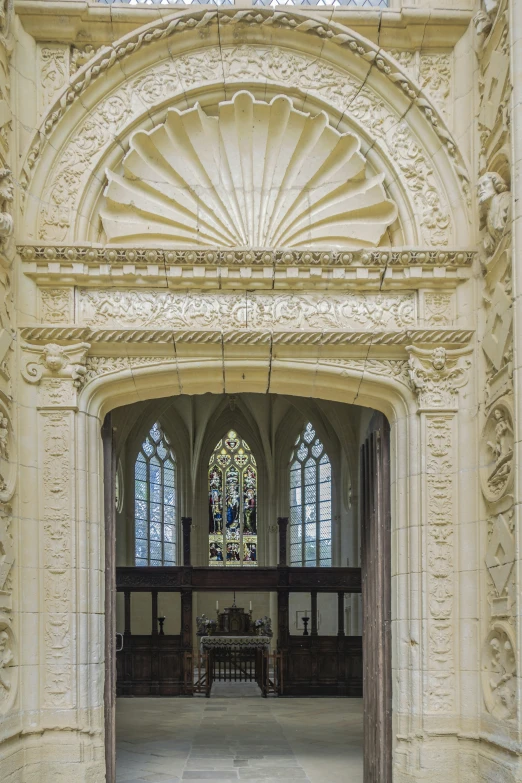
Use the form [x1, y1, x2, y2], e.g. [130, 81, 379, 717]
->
[0, 0, 520, 780]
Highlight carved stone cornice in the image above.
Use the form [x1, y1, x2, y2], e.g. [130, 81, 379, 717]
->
[407, 345, 472, 411]
[19, 327, 475, 348]
[20, 246, 475, 288]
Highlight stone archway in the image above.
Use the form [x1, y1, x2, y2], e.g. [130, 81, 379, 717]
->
[13, 7, 477, 782]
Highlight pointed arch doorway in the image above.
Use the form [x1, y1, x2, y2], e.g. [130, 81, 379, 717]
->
[102, 394, 392, 783]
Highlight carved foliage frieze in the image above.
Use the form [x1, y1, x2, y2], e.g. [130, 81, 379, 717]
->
[78, 290, 416, 332]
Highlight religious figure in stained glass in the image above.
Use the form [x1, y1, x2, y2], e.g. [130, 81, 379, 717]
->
[289, 422, 332, 567]
[208, 430, 258, 566]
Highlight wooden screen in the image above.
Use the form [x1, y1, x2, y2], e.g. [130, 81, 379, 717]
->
[360, 413, 392, 783]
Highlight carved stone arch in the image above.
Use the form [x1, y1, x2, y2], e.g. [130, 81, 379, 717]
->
[21, 8, 472, 248]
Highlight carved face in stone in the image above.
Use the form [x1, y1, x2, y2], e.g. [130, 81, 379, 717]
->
[477, 173, 498, 205]
[0, 170, 13, 205]
[43, 344, 66, 372]
[431, 347, 447, 372]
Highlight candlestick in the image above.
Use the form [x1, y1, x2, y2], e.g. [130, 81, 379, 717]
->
[216, 600, 219, 612]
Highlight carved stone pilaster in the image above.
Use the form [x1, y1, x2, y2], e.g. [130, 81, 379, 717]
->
[21, 341, 90, 409]
[408, 346, 470, 721]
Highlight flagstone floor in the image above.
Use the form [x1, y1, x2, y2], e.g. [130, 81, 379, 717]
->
[116, 683, 363, 783]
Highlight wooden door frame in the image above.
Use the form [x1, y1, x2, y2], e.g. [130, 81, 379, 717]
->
[361, 412, 392, 783]
[102, 414, 117, 783]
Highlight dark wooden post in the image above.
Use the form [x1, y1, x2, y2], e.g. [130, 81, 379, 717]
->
[182, 517, 192, 566]
[124, 591, 131, 636]
[151, 591, 158, 636]
[310, 591, 318, 637]
[277, 517, 289, 566]
[277, 589, 290, 649]
[361, 414, 392, 783]
[337, 592, 345, 637]
[102, 414, 116, 783]
[181, 588, 193, 650]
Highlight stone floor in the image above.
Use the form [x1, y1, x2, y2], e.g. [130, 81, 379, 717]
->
[116, 683, 363, 783]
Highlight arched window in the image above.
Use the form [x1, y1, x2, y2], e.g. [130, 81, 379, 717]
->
[209, 430, 257, 567]
[134, 422, 176, 566]
[289, 422, 332, 567]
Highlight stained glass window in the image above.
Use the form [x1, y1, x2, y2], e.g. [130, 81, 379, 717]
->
[134, 421, 176, 566]
[289, 422, 332, 567]
[209, 430, 257, 566]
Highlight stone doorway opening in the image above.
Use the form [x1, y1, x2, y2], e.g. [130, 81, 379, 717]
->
[103, 392, 391, 783]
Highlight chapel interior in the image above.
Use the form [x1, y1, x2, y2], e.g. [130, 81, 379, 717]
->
[110, 392, 377, 781]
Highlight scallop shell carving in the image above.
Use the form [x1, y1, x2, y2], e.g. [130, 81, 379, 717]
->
[102, 91, 398, 249]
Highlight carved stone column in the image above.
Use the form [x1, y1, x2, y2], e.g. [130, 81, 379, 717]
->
[408, 346, 470, 727]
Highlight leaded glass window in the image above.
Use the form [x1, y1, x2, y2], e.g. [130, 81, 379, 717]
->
[289, 422, 332, 567]
[134, 422, 176, 566]
[209, 430, 257, 566]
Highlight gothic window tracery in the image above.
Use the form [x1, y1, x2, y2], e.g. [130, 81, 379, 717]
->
[209, 430, 257, 566]
[289, 422, 332, 567]
[134, 421, 176, 566]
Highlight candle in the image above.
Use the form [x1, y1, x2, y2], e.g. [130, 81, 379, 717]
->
[216, 601, 219, 611]
[249, 601, 252, 611]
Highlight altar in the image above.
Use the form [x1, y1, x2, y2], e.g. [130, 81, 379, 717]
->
[197, 601, 273, 696]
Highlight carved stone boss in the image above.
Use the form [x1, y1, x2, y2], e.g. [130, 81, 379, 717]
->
[408, 346, 471, 715]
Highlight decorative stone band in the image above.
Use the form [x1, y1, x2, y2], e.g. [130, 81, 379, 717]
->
[19, 245, 475, 268]
[19, 327, 475, 348]
[200, 635, 271, 651]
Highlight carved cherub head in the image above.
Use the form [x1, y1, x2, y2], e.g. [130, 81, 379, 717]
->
[478, 172, 509, 207]
[43, 343, 67, 373]
[431, 347, 447, 372]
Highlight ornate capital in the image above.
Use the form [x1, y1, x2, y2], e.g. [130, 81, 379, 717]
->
[21, 341, 90, 387]
[407, 345, 471, 410]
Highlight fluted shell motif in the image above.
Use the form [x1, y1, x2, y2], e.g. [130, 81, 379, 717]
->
[102, 91, 398, 249]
